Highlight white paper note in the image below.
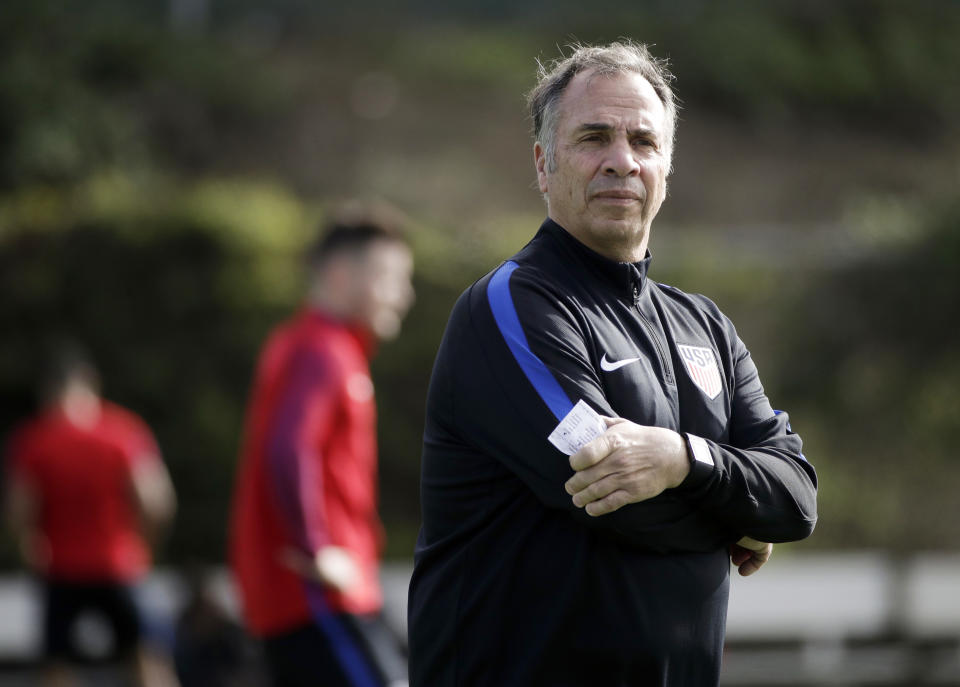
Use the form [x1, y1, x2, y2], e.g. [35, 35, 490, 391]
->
[548, 399, 606, 455]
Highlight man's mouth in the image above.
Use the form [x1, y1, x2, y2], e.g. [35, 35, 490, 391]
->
[592, 190, 643, 203]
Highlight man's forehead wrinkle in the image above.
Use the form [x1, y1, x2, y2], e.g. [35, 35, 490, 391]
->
[572, 121, 659, 139]
[568, 103, 662, 130]
[574, 122, 615, 132]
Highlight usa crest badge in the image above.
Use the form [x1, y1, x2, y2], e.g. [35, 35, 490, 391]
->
[677, 344, 723, 400]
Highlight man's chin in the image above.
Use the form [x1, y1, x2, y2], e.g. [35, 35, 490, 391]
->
[592, 216, 645, 238]
[371, 315, 402, 341]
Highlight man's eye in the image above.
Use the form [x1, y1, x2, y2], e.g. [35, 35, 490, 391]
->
[580, 134, 603, 143]
[633, 138, 655, 148]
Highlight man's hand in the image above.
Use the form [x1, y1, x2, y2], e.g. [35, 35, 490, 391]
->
[730, 536, 772, 577]
[279, 546, 360, 593]
[564, 417, 690, 516]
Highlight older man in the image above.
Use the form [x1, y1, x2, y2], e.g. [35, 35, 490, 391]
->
[408, 41, 817, 686]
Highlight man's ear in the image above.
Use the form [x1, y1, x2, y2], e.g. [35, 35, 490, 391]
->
[534, 142, 548, 194]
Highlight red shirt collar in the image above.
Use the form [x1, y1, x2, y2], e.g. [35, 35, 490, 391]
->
[303, 307, 377, 358]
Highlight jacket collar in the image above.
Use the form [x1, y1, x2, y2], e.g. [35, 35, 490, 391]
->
[538, 218, 652, 300]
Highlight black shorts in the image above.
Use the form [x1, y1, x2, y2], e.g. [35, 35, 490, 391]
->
[43, 580, 143, 663]
[262, 612, 407, 687]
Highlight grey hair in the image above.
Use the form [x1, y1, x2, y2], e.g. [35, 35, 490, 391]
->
[528, 40, 678, 172]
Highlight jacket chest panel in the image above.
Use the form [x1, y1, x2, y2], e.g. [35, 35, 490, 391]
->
[587, 301, 732, 440]
[588, 308, 679, 430]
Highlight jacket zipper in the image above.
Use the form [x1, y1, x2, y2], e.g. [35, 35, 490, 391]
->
[634, 285, 675, 385]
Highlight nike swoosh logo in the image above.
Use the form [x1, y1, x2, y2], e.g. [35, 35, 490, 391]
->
[600, 353, 640, 372]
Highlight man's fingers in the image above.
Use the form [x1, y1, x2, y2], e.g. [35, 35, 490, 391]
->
[583, 489, 632, 516]
[730, 546, 752, 567]
[565, 449, 628, 495]
[729, 539, 773, 577]
[565, 463, 605, 495]
[569, 473, 622, 507]
[566, 420, 681, 511]
[738, 555, 765, 577]
[316, 546, 360, 592]
[569, 432, 618, 472]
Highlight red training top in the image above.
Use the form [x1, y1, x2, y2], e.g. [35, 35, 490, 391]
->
[6, 402, 160, 582]
[229, 309, 384, 636]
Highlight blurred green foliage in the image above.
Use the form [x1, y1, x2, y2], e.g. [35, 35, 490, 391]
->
[0, 177, 310, 561]
[1, 0, 959, 565]
[780, 198, 960, 550]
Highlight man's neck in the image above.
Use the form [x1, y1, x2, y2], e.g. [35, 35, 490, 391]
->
[549, 215, 650, 263]
[59, 391, 101, 429]
[307, 284, 348, 319]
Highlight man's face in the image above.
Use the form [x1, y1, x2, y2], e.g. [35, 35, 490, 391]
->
[351, 240, 415, 341]
[535, 70, 670, 262]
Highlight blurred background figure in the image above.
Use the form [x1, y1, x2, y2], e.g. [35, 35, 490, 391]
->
[229, 203, 415, 687]
[173, 562, 266, 687]
[3, 342, 179, 687]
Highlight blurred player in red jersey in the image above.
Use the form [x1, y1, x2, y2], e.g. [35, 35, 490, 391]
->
[4, 343, 179, 687]
[229, 203, 415, 687]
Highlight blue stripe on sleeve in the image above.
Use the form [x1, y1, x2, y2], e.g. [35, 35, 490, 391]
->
[487, 261, 574, 421]
[267, 349, 328, 551]
[305, 584, 381, 687]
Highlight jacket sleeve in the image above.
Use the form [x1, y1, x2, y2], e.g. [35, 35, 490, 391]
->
[423, 263, 724, 552]
[678, 328, 818, 543]
[264, 346, 337, 555]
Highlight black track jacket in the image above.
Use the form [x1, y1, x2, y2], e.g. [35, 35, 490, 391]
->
[409, 219, 818, 687]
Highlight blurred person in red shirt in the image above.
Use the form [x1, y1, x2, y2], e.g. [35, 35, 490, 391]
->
[4, 343, 179, 687]
[229, 203, 415, 687]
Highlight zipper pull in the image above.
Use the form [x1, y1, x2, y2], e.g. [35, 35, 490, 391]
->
[632, 285, 640, 306]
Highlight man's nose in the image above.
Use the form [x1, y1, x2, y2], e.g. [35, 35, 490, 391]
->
[602, 139, 641, 177]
